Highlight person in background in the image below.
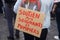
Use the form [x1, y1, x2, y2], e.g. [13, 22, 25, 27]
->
[52, 0, 60, 40]
[4, 0, 18, 40]
[13, 0, 54, 40]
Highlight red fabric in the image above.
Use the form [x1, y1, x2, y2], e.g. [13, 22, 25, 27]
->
[37, 1, 41, 11]
[22, 0, 41, 11]
[29, 0, 37, 3]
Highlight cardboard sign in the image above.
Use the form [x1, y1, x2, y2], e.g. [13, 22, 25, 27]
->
[14, 7, 45, 37]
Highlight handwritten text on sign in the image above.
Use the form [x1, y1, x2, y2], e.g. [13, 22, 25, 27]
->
[14, 7, 45, 37]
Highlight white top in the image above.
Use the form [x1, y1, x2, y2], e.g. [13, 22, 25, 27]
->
[13, 0, 54, 29]
[40, 0, 54, 28]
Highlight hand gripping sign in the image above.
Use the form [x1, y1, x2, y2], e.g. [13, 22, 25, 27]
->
[14, 7, 45, 38]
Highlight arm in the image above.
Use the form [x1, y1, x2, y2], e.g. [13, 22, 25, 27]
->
[13, 0, 22, 13]
[50, 0, 54, 12]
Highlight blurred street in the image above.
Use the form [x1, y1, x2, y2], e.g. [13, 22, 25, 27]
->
[0, 14, 58, 40]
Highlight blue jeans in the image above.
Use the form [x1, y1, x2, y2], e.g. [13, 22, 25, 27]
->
[4, 4, 20, 37]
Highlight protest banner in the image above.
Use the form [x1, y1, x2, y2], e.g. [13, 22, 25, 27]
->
[14, 7, 45, 37]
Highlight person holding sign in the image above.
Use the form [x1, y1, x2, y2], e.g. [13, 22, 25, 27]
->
[14, 0, 41, 39]
[13, 0, 54, 40]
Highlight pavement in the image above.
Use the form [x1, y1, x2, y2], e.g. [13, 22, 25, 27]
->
[0, 14, 58, 40]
